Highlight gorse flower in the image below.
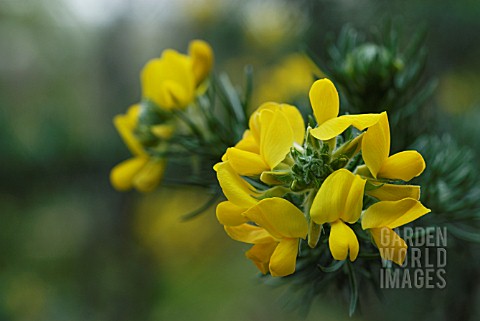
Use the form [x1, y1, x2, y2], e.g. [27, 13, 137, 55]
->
[215, 77, 430, 276]
[359, 112, 425, 201]
[309, 79, 381, 141]
[361, 198, 431, 265]
[111, 40, 215, 193]
[142, 40, 214, 110]
[362, 112, 425, 181]
[108, 29, 457, 315]
[110, 105, 169, 192]
[224, 102, 304, 177]
[214, 161, 259, 226]
[310, 169, 366, 261]
[226, 198, 308, 276]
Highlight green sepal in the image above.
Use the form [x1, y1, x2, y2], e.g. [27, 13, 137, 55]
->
[255, 186, 291, 200]
[318, 259, 346, 273]
[308, 221, 322, 248]
[260, 170, 293, 186]
[333, 133, 364, 159]
[364, 180, 384, 191]
[330, 154, 349, 170]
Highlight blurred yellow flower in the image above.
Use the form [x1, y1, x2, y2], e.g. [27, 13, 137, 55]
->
[134, 186, 223, 268]
[110, 104, 169, 192]
[253, 54, 320, 106]
[141, 40, 214, 110]
[438, 71, 480, 114]
[241, 0, 307, 50]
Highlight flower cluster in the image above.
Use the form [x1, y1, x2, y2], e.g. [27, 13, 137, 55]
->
[110, 40, 214, 192]
[215, 78, 430, 277]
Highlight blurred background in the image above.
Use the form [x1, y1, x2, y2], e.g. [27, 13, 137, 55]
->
[1, 0, 480, 320]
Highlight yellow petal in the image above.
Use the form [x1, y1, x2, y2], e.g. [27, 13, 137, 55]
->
[370, 227, 407, 265]
[342, 173, 367, 223]
[361, 112, 390, 178]
[310, 113, 382, 141]
[378, 151, 426, 181]
[160, 80, 189, 109]
[329, 220, 359, 261]
[132, 159, 166, 192]
[141, 50, 195, 109]
[247, 102, 279, 143]
[248, 107, 263, 144]
[250, 102, 304, 147]
[243, 198, 308, 240]
[309, 79, 339, 125]
[215, 162, 258, 207]
[259, 109, 294, 169]
[188, 40, 214, 86]
[125, 103, 140, 122]
[224, 224, 275, 244]
[234, 130, 260, 154]
[113, 105, 146, 157]
[151, 124, 175, 139]
[269, 238, 300, 277]
[246, 242, 278, 274]
[225, 147, 268, 176]
[279, 104, 305, 144]
[255, 101, 278, 113]
[361, 198, 431, 230]
[110, 157, 148, 191]
[216, 201, 248, 226]
[367, 184, 420, 201]
[310, 169, 366, 225]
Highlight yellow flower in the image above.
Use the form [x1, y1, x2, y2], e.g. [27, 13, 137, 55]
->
[309, 79, 381, 141]
[214, 161, 259, 226]
[364, 181, 421, 202]
[362, 112, 426, 181]
[110, 105, 169, 192]
[225, 197, 308, 276]
[252, 53, 320, 106]
[224, 102, 305, 176]
[359, 112, 425, 201]
[141, 40, 214, 110]
[310, 169, 366, 261]
[361, 198, 431, 265]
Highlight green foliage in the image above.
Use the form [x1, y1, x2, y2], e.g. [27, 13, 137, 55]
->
[308, 24, 437, 149]
[259, 224, 382, 317]
[412, 134, 480, 239]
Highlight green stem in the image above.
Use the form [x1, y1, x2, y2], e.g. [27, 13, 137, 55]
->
[172, 109, 206, 143]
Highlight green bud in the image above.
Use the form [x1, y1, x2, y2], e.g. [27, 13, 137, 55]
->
[355, 164, 373, 178]
[333, 133, 364, 159]
[364, 180, 384, 191]
[257, 186, 290, 200]
[290, 179, 307, 192]
[345, 43, 399, 81]
[260, 170, 293, 185]
[331, 155, 349, 170]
